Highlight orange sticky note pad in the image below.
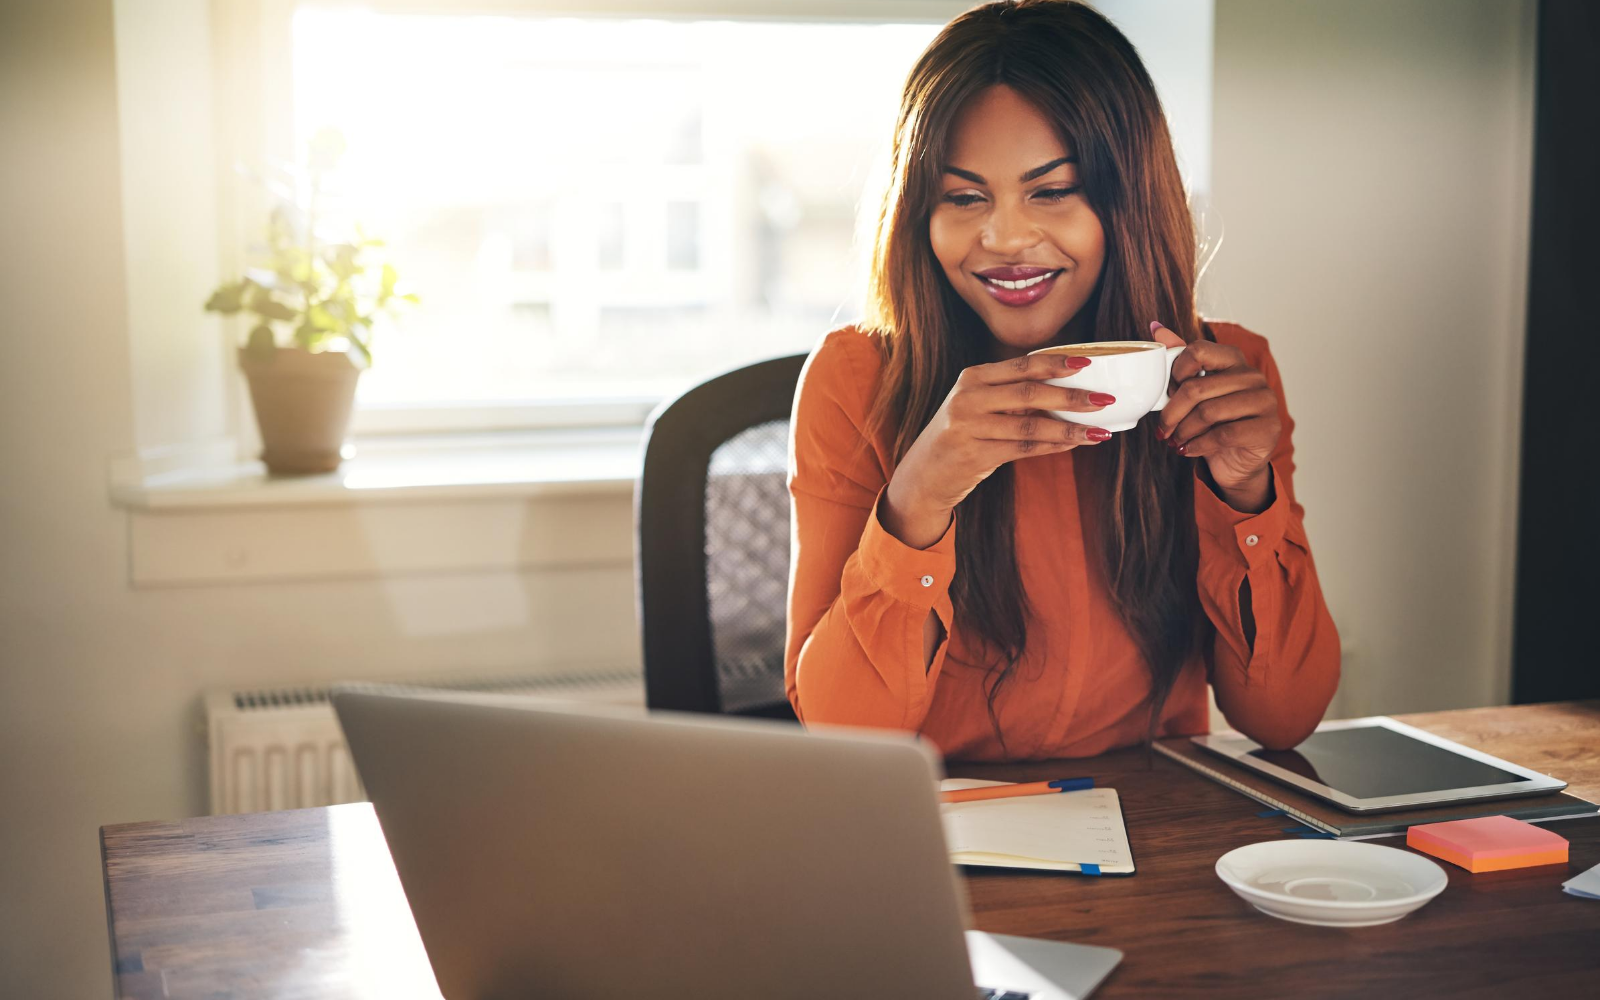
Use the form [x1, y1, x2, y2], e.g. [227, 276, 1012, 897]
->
[1406, 815, 1569, 873]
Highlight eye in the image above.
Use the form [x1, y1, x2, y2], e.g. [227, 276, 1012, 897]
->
[1035, 186, 1080, 203]
[942, 192, 983, 207]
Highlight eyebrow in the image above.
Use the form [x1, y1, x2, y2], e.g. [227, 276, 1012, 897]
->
[942, 156, 1076, 185]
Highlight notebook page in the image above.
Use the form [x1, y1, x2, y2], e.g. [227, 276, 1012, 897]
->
[939, 779, 1132, 869]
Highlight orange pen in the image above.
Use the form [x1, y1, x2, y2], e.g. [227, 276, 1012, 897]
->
[940, 777, 1094, 804]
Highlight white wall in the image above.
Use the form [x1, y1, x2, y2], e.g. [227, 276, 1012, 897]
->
[1097, 0, 1214, 197]
[1207, 0, 1535, 717]
[115, 0, 231, 454]
[1, 2, 138, 994]
[0, 1, 1535, 997]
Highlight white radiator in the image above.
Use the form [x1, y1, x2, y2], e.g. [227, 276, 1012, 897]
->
[203, 670, 645, 815]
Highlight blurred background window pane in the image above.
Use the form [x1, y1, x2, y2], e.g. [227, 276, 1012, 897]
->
[290, 11, 943, 411]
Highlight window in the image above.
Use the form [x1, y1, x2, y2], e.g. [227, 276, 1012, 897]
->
[288, 9, 947, 430]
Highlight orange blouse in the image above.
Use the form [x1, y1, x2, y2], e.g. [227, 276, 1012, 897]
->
[784, 322, 1340, 760]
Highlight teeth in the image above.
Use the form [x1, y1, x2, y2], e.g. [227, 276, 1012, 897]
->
[986, 271, 1057, 289]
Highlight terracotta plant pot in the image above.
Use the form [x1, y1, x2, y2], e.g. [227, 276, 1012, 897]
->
[238, 347, 362, 475]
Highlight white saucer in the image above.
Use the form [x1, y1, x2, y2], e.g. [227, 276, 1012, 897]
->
[1215, 840, 1448, 927]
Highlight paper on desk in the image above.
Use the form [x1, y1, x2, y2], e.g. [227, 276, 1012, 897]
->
[1561, 862, 1600, 899]
[938, 778, 1134, 873]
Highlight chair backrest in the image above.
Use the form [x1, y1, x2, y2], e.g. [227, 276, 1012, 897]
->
[635, 353, 808, 718]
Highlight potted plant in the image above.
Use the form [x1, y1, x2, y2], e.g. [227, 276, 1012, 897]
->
[204, 134, 417, 475]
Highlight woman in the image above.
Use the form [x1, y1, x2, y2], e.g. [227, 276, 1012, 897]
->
[784, 0, 1339, 760]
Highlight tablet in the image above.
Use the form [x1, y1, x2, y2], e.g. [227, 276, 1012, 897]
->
[1191, 717, 1567, 813]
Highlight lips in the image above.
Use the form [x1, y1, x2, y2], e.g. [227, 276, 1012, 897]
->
[974, 266, 1064, 307]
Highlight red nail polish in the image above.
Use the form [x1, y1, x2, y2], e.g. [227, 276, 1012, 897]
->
[1155, 425, 1168, 439]
[1087, 427, 1111, 442]
[1177, 442, 1188, 455]
[1065, 356, 1091, 369]
[1089, 392, 1117, 406]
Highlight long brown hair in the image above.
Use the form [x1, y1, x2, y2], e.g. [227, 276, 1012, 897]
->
[863, 0, 1205, 750]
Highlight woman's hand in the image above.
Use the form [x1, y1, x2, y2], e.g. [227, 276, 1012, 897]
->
[881, 352, 1114, 548]
[1150, 323, 1281, 512]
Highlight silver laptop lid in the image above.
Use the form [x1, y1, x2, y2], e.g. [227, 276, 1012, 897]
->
[333, 688, 978, 1000]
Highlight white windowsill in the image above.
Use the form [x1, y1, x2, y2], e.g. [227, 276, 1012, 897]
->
[110, 428, 647, 586]
[110, 427, 646, 512]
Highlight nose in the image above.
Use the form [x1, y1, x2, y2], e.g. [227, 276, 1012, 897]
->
[980, 198, 1041, 256]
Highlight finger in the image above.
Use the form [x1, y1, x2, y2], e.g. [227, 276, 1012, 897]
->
[972, 412, 1113, 445]
[1154, 371, 1263, 438]
[972, 380, 1118, 415]
[1149, 321, 1185, 350]
[979, 434, 1095, 463]
[965, 352, 1093, 386]
[1171, 416, 1268, 459]
[1167, 388, 1276, 449]
[1168, 339, 1248, 386]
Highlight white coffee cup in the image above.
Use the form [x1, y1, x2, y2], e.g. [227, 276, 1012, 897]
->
[1028, 341, 1187, 432]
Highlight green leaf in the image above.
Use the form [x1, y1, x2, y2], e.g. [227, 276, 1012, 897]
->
[307, 303, 342, 332]
[248, 286, 299, 323]
[257, 301, 299, 323]
[204, 281, 247, 314]
[244, 323, 277, 361]
[288, 249, 313, 285]
[329, 244, 360, 280]
[399, 292, 421, 305]
[346, 329, 373, 365]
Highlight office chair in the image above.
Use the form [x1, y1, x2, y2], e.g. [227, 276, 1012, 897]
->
[635, 352, 808, 719]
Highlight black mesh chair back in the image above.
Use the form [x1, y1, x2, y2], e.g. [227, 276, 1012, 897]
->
[635, 353, 808, 718]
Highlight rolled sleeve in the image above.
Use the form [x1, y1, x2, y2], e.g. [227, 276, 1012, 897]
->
[857, 487, 957, 615]
[1194, 462, 1290, 572]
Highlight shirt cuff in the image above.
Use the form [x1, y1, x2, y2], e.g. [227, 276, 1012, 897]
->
[856, 486, 958, 609]
[1194, 462, 1289, 572]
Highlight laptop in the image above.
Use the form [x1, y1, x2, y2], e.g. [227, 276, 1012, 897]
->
[333, 687, 1123, 999]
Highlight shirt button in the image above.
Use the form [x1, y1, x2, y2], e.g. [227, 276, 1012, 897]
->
[919, 575, 934, 587]
[1245, 534, 1260, 547]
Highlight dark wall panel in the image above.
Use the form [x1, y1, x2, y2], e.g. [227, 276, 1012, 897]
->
[1511, 0, 1600, 703]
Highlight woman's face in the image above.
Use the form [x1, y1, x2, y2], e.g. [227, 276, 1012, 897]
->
[929, 84, 1106, 359]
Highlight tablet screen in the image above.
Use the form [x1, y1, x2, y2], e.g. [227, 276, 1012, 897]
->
[1246, 725, 1530, 798]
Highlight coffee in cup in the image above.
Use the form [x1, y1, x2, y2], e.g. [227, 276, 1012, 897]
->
[1040, 343, 1152, 358]
[1029, 340, 1186, 432]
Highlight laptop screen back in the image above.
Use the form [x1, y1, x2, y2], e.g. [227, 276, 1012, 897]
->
[334, 691, 978, 1000]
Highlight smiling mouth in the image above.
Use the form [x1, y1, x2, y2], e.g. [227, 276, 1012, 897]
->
[973, 267, 1065, 307]
[976, 269, 1063, 290]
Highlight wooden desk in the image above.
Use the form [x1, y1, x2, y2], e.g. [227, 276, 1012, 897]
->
[102, 703, 1600, 999]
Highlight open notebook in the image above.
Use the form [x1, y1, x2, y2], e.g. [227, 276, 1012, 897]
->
[938, 779, 1135, 875]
